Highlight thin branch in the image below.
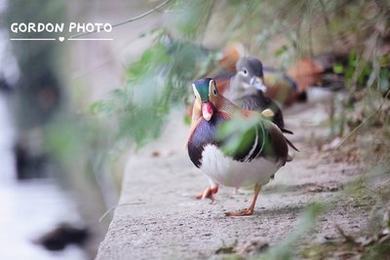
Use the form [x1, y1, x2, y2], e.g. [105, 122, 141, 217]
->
[200, 0, 215, 42]
[69, 0, 173, 38]
[99, 202, 146, 222]
[335, 89, 390, 150]
[318, 0, 335, 51]
[336, 225, 359, 245]
[307, 2, 314, 57]
[111, 0, 172, 29]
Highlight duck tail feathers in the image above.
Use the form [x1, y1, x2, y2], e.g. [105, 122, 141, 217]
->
[285, 137, 299, 152]
[281, 128, 294, 135]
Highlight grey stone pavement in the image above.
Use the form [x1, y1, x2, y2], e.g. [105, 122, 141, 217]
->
[96, 101, 367, 259]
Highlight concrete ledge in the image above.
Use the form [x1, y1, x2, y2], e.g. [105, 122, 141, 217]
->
[96, 105, 366, 259]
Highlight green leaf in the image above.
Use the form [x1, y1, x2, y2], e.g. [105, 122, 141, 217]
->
[333, 63, 344, 74]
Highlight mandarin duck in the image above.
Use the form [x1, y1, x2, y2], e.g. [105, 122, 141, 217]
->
[213, 44, 300, 106]
[287, 52, 349, 92]
[216, 57, 293, 135]
[187, 78, 297, 216]
[216, 44, 352, 101]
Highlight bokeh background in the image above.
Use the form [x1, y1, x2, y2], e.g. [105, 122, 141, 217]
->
[0, 0, 389, 259]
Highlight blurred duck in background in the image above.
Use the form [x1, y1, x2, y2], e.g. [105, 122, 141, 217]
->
[217, 56, 293, 135]
[211, 43, 300, 106]
[212, 43, 350, 106]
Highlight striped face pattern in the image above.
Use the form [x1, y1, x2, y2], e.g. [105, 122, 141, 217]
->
[192, 78, 218, 103]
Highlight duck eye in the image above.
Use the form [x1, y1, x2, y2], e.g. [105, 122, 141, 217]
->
[242, 68, 248, 75]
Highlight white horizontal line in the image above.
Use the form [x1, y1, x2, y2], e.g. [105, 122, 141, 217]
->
[68, 38, 113, 41]
[10, 38, 56, 41]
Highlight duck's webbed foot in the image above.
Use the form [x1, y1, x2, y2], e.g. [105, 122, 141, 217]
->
[195, 185, 219, 201]
[225, 184, 261, 217]
[225, 208, 254, 216]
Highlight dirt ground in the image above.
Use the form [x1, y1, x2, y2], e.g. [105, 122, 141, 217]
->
[96, 97, 372, 259]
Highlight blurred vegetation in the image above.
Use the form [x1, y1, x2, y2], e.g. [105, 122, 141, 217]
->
[92, 0, 389, 148]
[91, 35, 214, 147]
[5, 0, 116, 198]
[6, 0, 385, 257]
[89, 0, 389, 258]
[4, 1, 118, 255]
[217, 112, 271, 157]
[6, 0, 66, 128]
[300, 165, 390, 259]
[259, 203, 324, 260]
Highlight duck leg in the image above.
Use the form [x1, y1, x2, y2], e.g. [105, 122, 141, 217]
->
[225, 184, 261, 216]
[195, 185, 219, 201]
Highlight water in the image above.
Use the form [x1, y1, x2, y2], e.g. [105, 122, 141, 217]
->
[0, 94, 87, 259]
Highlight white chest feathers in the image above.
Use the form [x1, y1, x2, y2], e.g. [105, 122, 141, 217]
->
[200, 144, 281, 188]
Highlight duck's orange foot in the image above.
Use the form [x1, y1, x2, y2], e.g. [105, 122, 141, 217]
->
[225, 208, 254, 217]
[195, 185, 219, 201]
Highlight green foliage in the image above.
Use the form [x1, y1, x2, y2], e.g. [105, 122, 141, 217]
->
[363, 243, 390, 260]
[45, 113, 111, 166]
[89, 0, 220, 147]
[84, 1, 390, 256]
[217, 113, 270, 158]
[169, 0, 215, 39]
[91, 31, 216, 147]
[92, 0, 389, 149]
[301, 162, 390, 259]
[6, 0, 67, 129]
[344, 52, 373, 90]
[259, 203, 324, 260]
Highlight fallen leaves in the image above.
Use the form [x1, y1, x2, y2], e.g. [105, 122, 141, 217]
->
[303, 209, 390, 259]
[215, 239, 269, 257]
[306, 182, 343, 193]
